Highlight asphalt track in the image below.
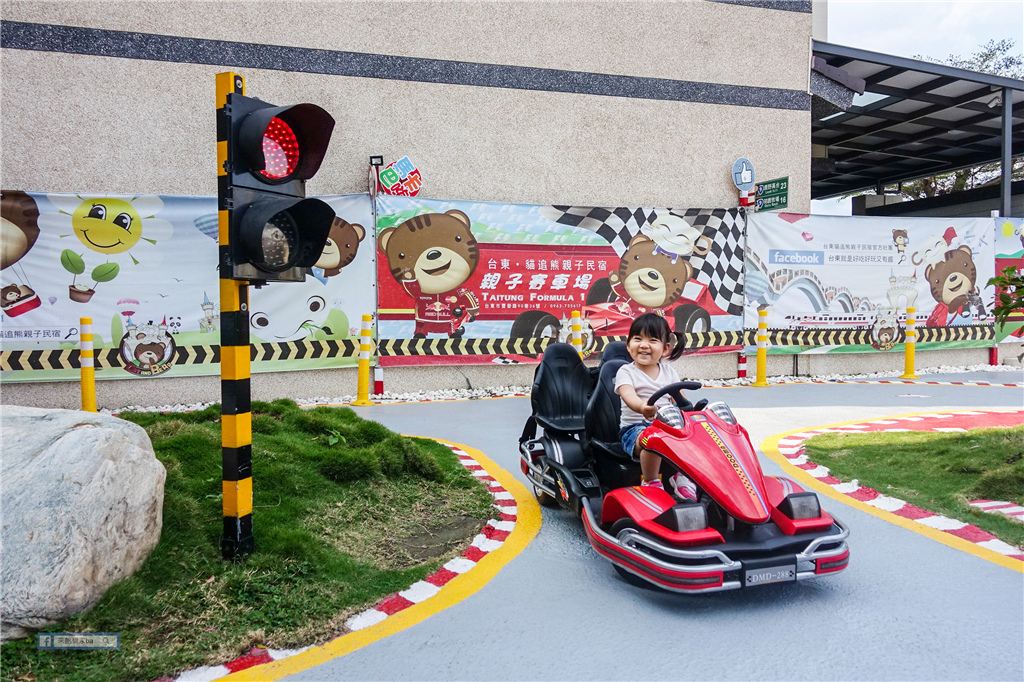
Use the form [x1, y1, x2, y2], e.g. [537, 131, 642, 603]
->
[282, 375, 1023, 681]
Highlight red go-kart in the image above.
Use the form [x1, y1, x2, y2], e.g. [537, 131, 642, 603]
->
[519, 342, 849, 593]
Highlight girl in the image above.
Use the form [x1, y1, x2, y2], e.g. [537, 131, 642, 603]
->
[614, 312, 697, 500]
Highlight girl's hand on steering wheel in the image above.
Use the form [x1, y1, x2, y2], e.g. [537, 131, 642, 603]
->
[641, 404, 658, 420]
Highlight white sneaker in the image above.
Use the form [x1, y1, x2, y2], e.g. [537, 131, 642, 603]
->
[670, 473, 697, 502]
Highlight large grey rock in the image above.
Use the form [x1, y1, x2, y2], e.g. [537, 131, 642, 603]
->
[1, 406, 165, 641]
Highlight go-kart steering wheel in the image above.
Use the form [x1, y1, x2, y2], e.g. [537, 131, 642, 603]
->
[646, 380, 703, 410]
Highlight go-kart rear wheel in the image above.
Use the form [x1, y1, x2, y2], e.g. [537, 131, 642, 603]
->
[609, 518, 660, 590]
[534, 485, 559, 508]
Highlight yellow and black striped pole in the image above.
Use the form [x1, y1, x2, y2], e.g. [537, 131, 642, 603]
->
[900, 306, 919, 379]
[351, 314, 374, 406]
[217, 71, 254, 559]
[570, 310, 583, 356]
[79, 317, 96, 412]
[752, 308, 769, 387]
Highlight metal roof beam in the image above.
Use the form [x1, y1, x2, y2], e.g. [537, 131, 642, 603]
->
[815, 93, 1015, 149]
[816, 104, 1022, 137]
[813, 41, 1024, 92]
[813, 150, 1024, 199]
[868, 82, 996, 110]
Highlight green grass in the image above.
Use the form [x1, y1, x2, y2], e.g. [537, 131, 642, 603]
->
[803, 425, 1024, 548]
[0, 399, 496, 682]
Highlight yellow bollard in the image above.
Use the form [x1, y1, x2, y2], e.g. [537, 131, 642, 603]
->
[570, 310, 583, 356]
[900, 307, 919, 379]
[79, 317, 97, 411]
[752, 308, 769, 387]
[352, 314, 375, 405]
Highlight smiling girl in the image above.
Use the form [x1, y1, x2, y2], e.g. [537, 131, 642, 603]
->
[614, 312, 697, 500]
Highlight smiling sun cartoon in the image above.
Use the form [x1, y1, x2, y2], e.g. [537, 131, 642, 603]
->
[39, 194, 173, 303]
[71, 198, 145, 254]
[44, 194, 173, 262]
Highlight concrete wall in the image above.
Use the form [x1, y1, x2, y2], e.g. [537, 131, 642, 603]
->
[1, 0, 813, 209]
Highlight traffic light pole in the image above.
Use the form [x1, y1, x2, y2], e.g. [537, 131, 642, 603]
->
[217, 71, 254, 559]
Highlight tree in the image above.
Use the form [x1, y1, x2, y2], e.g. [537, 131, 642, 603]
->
[988, 265, 1024, 328]
[894, 39, 1024, 200]
[927, 38, 1023, 80]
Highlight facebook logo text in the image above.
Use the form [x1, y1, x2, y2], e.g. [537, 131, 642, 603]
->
[768, 250, 823, 265]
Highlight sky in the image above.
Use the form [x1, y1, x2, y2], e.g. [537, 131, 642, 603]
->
[810, 0, 1024, 215]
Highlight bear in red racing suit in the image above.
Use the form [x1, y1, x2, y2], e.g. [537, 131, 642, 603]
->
[401, 278, 479, 337]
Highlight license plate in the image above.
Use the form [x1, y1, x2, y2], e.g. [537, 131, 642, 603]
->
[744, 565, 796, 587]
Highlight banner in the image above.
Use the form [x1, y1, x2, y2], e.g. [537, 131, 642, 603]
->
[0, 191, 375, 382]
[994, 217, 1024, 351]
[375, 196, 745, 365]
[745, 212, 995, 353]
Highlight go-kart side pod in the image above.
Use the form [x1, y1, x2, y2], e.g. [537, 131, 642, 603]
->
[600, 485, 724, 548]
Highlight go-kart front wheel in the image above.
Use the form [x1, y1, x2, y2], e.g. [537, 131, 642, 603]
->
[534, 485, 559, 508]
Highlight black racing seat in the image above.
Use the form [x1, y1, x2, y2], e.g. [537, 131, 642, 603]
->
[531, 342, 591, 434]
[584, 356, 632, 462]
[600, 340, 630, 365]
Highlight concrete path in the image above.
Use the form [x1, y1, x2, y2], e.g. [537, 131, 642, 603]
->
[281, 378, 1023, 681]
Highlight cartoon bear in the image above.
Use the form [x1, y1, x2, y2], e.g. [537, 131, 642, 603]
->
[892, 229, 908, 264]
[315, 217, 365, 277]
[871, 308, 900, 349]
[606, 234, 695, 314]
[924, 245, 980, 327]
[1, 284, 22, 306]
[134, 341, 166, 370]
[378, 210, 480, 338]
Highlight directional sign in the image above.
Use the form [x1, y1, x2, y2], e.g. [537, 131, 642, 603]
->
[732, 158, 755, 192]
[755, 176, 789, 211]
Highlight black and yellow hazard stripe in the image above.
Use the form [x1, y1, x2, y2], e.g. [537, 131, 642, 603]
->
[0, 325, 998, 374]
[917, 325, 994, 343]
[250, 339, 359, 362]
[0, 339, 359, 371]
[766, 328, 875, 347]
[217, 71, 253, 559]
[375, 337, 549, 356]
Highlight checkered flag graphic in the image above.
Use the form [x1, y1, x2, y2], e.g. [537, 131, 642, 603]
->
[540, 206, 746, 316]
[492, 356, 521, 365]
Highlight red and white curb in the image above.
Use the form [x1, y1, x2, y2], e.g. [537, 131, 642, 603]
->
[775, 410, 1024, 563]
[158, 444, 515, 682]
[779, 379, 1022, 388]
[343, 445, 516, 631]
[970, 499, 1024, 522]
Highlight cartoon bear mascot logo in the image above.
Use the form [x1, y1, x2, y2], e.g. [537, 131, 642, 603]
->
[607, 233, 694, 317]
[119, 318, 176, 376]
[378, 210, 480, 339]
[871, 307, 901, 351]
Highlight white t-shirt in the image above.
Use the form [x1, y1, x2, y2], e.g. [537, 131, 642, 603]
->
[614, 360, 681, 428]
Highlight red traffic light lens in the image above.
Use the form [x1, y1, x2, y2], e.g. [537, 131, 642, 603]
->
[259, 117, 300, 181]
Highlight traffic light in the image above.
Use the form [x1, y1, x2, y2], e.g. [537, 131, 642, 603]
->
[224, 95, 337, 282]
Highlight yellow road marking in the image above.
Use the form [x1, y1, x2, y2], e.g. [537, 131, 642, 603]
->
[215, 438, 542, 681]
[760, 409, 1023, 574]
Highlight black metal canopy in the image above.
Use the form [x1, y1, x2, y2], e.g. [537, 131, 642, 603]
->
[811, 40, 1024, 202]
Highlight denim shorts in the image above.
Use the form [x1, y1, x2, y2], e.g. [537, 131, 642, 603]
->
[618, 421, 651, 460]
